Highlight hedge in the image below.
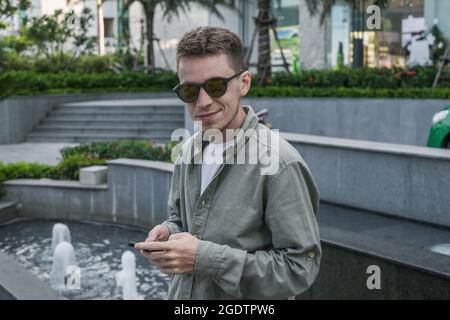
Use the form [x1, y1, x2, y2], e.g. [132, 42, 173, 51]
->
[1, 68, 449, 100]
[0, 140, 176, 199]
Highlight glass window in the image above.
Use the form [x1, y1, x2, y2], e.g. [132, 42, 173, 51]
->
[348, 0, 425, 68]
[271, 0, 300, 73]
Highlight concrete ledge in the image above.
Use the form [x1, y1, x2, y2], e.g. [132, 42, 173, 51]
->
[281, 132, 450, 160]
[296, 203, 450, 299]
[3, 159, 173, 228]
[284, 132, 450, 227]
[298, 241, 450, 299]
[80, 166, 108, 186]
[0, 202, 17, 224]
[4, 179, 107, 190]
[0, 252, 62, 300]
[107, 158, 174, 172]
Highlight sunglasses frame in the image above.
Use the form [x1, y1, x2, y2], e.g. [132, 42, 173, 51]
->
[172, 70, 247, 103]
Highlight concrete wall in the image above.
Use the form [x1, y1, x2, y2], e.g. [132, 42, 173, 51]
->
[243, 97, 450, 146]
[283, 132, 450, 227]
[4, 94, 449, 146]
[298, 242, 450, 299]
[0, 92, 173, 145]
[4, 131, 450, 227]
[3, 159, 174, 229]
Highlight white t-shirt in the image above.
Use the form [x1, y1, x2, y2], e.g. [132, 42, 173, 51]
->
[201, 140, 234, 195]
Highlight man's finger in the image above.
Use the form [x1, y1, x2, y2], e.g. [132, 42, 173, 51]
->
[135, 241, 170, 251]
[145, 251, 167, 262]
[147, 231, 157, 241]
[168, 232, 190, 240]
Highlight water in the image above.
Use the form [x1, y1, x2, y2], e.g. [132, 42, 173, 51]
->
[116, 251, 141, 300]
[50, 241, 77, 291]
[0, 219, 169, 300]
[51, 223, 71, 252]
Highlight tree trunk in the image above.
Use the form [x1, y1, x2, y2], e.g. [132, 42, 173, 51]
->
[257, 0, 271, 81]
[144, 5, 155, 72]
[97, 0, 105, 55]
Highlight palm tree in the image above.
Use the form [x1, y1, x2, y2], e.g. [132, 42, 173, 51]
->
[254, 0, 282, 83]
[122, 0, 237, 72]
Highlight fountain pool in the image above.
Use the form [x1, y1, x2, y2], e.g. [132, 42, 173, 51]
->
[0, 219, 169, 300]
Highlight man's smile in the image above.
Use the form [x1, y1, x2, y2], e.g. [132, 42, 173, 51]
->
[195, 109, 221, 120]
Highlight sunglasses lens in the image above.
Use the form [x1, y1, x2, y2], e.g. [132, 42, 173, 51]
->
[178, 84, 199, 103]
[205, 78, 227, 97]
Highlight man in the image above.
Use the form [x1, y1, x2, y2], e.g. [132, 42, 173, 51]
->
[135, 26, 321, 300]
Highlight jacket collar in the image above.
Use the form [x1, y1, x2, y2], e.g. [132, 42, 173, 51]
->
[185, 105, 259, 164]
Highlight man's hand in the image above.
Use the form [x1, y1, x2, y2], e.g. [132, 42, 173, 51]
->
[135, 232, 199, 275]
[146, 224, 171, 242]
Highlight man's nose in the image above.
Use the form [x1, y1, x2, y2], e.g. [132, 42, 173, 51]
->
[195, 87, 213, 109]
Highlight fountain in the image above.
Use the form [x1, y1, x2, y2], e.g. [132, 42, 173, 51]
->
[0, 219, 169, 299]
[51, 223, 71, 252]
[116, 251, 141, 300]
[50, 241, 77, 291]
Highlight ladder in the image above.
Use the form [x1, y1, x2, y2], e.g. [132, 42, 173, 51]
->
[432, 44, 450, 89]
[244, 8, 291, 86]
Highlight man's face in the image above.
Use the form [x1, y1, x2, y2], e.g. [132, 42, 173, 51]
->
[177, 53, 251, 132]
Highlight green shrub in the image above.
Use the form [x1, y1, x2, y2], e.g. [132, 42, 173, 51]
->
[0, 161, 55, 198]
[0, 70, 178, 99]
[60, 140, 175, 163]
[247, 86, 450, 99]
[51, 154, 106, 180]
[1, 67, 449, 100]
[269, 67, 447, 89]
[0, 141, 178, 199]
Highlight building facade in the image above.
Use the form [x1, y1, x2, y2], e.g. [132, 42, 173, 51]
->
[1, 0, 449, 71]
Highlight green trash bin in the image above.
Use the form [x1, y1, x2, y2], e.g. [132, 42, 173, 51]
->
[427, 106, 450, 149]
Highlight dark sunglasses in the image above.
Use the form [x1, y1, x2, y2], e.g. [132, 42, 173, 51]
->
[172, 70, 247, 103]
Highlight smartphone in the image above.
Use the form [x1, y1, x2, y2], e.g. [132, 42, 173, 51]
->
[128, 241, 163, 252]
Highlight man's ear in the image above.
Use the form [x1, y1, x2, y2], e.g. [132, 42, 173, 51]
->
[240, 71, 252, 96]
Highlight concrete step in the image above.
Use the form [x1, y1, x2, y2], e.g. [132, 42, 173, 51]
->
[46, 113, 184, 121]
[27, 133, 170, 143]
[57, 99, 182, 108]
[32, 127, 175, 135]
[28, 99, 185, 143]
[52, 107, 184, 114]
[40, 119, 184, 128]
[0, 202, 18, 224]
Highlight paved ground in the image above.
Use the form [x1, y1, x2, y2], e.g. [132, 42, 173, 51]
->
[0, 143, 79, 165]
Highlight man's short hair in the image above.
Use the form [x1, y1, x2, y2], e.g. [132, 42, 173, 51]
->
[176, 26, 244, 73]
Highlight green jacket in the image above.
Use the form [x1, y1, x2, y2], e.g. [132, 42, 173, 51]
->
[162, 105, 321, 300]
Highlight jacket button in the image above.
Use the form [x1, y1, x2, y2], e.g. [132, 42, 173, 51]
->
[308, 251, 315, 259]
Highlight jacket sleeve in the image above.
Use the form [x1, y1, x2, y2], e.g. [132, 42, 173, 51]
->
[161, 164, 184, 235]
[193, 161, 321, 299]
